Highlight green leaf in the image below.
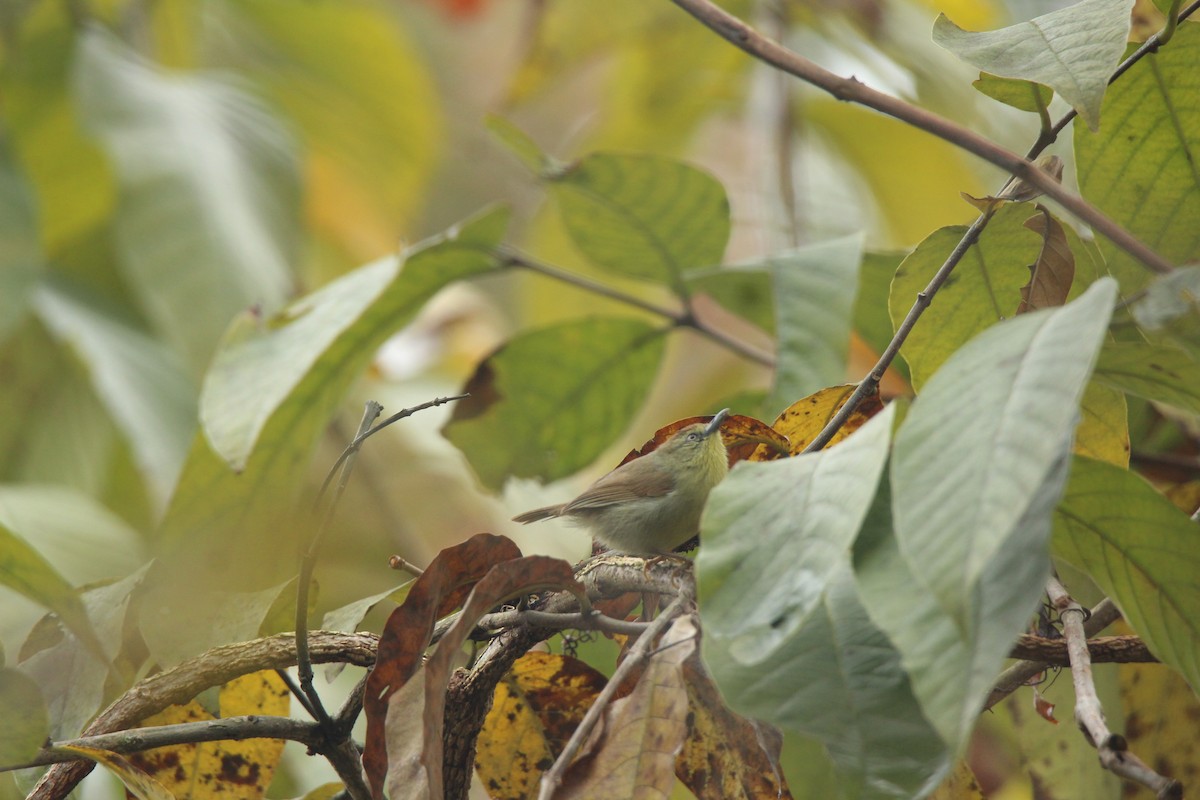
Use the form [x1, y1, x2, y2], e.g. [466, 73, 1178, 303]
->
[687, 265, 773, 333]
[201, 206, 508, 471]
[768, 233, 864, 415]
[161, 209, 506, 590]
[74, 25, 301, 373]
[858, 279, 1117, 750]
[1129, 266, 1200, 332]
[551, 153, 730, 289]
[972, 72, 1055, 114]
[0, 668, 49, 763]
[933, 0, 1132, 130]
[853, 251, 904, 372]
[34, 281, 196, 510]
[0, 523, 109, 668]
[1093, 341, 1200, 414]
[443, 318, 667, 489]
[1054, 456, 1200, 693]
[1075, 21, 1200, 292]
[700, 407, 950, 796]
[890, 204, 1044, 390]
[0, 134, 42, 342]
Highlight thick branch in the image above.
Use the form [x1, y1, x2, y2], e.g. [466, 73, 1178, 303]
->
[1009, 634, 1158, 665]
[669, 0, 1174, 275]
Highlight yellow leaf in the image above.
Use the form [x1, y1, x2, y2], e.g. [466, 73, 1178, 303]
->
[53, 745, 175, 800]
[127, 670, 290, 800]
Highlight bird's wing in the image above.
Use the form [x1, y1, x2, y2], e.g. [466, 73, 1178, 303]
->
[562, 467, 675, 513]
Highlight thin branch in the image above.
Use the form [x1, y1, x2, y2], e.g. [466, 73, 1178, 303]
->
[669, 0, 1175, 275]
[537, 593, 693, 800]
[986, 598, 1119, 711]
[388, 554, 426, 577]
[501, 247, 776, 367]
[298, 402, 383, 729]
[1047, 578, 1181, 799]
[11, 716, 323, 772]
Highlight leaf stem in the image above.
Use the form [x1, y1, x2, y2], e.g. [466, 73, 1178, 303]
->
[501, 247, 776, 366]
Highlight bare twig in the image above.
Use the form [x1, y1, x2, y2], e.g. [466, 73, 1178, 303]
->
[537, 593, 693, 800]
[501, 248, 776, 367]
[299, 402, 384, 729]
[986, 598, 1120, 711]
[9, 716, 323, 772]
[669, 0, 1174, 275]
[1047, 578, 1182, 799]
[388, 554, 425, 577]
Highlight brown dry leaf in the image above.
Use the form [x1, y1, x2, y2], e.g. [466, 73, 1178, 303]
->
[1119, 658, 1200, 791]
[1016, 207, 1075, 314]
[558, 616, 697, 799]
[402, 555, 587, 800]
[123, 670, 289, 800]
[617, 413, 788, 468]
[1032, 687, 1059, 724]
[757, 385, 886, 457]
[676, 649, 793, 799]
[926, 759, 985, 799]
[54, 745, 175, 800]
[363, 533, 524, 799]
[474, 653, 607, 800]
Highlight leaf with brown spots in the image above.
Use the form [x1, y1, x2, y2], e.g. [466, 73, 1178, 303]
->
[474, 653, 607, 799]
[558, 615, 697, 799]
[380, 553, 587, 800]
[676, 648, 793, 799]
[926, 760, 984, 800]
[363, 533, 524, 800]
[121, 670, 290, 800]
[1016, 208, 1074, 314]
[756, 385, 885, 457]
[1120, 656, 1200, 794]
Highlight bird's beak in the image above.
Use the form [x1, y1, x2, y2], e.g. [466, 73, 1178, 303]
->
[703, 408, 731, 437]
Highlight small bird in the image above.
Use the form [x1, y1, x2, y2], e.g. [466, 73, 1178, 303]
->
[513, 409, 731, 555]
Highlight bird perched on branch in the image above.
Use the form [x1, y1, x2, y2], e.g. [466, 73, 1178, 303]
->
[513, 409, 731, 555]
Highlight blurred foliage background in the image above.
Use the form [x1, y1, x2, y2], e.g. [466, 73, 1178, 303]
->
[0, 0, 1190, 796]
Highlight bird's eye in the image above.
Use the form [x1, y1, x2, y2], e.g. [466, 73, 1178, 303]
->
[687, 432, 700, 442]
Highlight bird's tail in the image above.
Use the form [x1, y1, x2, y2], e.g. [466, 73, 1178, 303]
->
[512, 505, 564, 524]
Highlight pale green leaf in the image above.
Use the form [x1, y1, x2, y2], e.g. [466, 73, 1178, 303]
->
[552, 153, 729, 289]
[0, 523, 108, 668]
[201, 206, 508, 470]
[768, 233, 864, 414]
[890, 204, 1044, 389]
[486, 115, 556, 176]
[75, 25, 300, 373]
[972, 73, 1055, 114]
[443, 318, 666, 489]
[1094, 341, 1200, 413]
[700, 407, 949, 797]
[161, 209, 506, 591]
[853, 251, 905, 369]
[933, 0, 1132, 130]
[0, 135, 42, 342]
[34, 281, 196, 510]
[859, 279, 1117, 749]
[686, 265, 773, 333]
[0, 668, 49, 764]
[19, 569, 144, 739]
[1075, 22, 1200, 292]
[1054, 456, 1200, 693]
